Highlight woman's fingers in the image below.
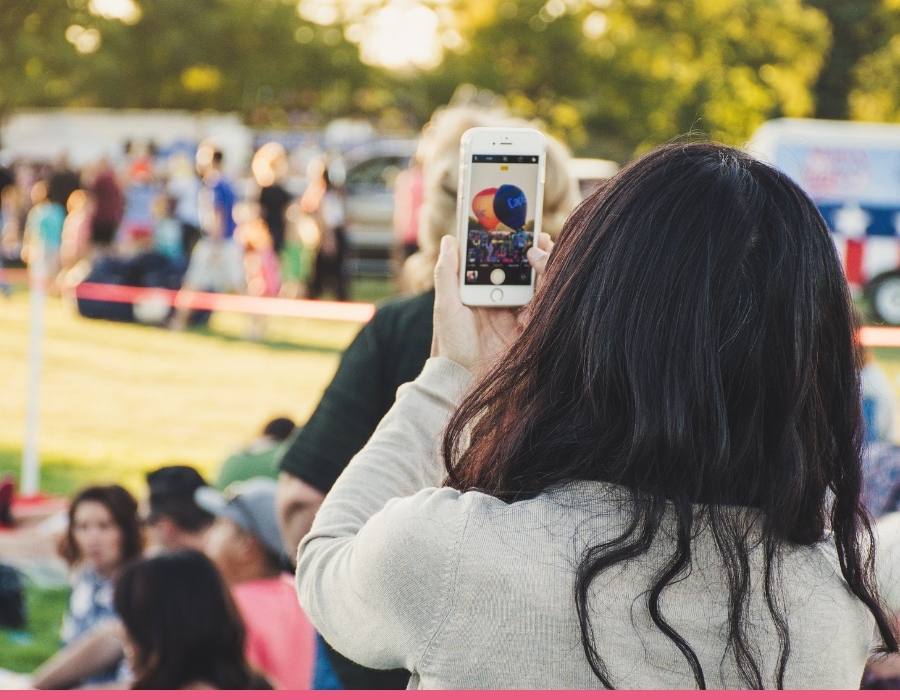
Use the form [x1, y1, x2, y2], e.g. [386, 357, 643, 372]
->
[433, 235, 460, 313]
[537, 232, 553, 253]
[527, 232, 554, 276]
[432, 235, 481, 367]
[527, 245, 548, 275]
[431, 235, 460, 358]
[519, 233, 555, 329]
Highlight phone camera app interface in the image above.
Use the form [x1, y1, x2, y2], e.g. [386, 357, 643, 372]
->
[465, 154, 539, 286]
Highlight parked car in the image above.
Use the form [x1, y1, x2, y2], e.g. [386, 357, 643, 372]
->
[569, 157, 619, 199]
[748, 118, 900, 324]
[341, 142, 621, 278]
[342, 139, 417, 276]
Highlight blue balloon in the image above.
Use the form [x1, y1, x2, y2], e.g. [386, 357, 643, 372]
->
[493, 184, 528, 230]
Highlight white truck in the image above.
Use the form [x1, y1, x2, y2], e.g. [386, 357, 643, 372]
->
[0, 109, 254, 176]
[747, 118, 900, 323]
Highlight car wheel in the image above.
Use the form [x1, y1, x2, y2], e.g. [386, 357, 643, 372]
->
[867, 270, 900, 326]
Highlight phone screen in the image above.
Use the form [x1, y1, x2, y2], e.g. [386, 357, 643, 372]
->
[464, 154, 540, 286]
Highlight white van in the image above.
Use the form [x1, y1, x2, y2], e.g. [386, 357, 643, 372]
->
[747, 118, 900, 323]
[1, 109, 253, 175]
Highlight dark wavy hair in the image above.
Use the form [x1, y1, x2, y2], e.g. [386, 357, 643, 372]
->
[59, 484, 143, 566]
[115, 550, 270, 690]
[442, 142, 897, 688]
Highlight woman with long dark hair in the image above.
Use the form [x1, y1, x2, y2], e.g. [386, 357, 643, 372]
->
[36, 485, 143, 687]
[296, 142, 897, 688]
[114, 550, 270, 690]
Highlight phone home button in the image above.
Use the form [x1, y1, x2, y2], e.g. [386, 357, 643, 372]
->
[490, 288, 504, 303]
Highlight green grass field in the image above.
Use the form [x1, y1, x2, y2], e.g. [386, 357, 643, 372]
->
[1, 285, 394, 495]
[0, 587, 69, 675]
[5, 282, 900, 495]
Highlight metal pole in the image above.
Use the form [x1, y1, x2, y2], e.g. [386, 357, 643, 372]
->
[21, 247, 45, 497]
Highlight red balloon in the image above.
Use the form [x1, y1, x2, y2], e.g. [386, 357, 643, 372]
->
[472, 187, 499, 230]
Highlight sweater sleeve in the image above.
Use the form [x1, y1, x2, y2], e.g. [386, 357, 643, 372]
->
[875, 512, 900, 614]
[296, 357, 474, 671]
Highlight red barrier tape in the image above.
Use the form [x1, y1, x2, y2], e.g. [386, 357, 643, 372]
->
[39, 280, 900, 346]
[73, 282, 376, 324]
[859, 326, 900, 349]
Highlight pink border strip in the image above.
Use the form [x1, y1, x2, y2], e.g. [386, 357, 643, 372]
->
[11, 691, 867, 697]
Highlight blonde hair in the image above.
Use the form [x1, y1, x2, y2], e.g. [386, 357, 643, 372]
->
[402, 106, 579, 292]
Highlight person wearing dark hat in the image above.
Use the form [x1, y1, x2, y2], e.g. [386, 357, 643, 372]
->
[196, 478, 314, 690]
[145, 465, 214, 552]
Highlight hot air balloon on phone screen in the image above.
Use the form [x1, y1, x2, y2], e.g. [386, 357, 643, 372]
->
[472, 187, 500, 230]
[493, 184, 528, 230]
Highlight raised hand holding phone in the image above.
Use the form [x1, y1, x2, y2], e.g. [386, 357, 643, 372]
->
[432, 233, 553, 375]
[457, 127, 546, 307]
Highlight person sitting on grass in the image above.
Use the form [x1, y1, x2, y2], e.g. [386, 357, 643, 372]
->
[143, 465, 214, 552]
[33, 485, 142, 688]
[32, 467, 212, 689]
[215, 417, 296, 489]
[114, 550, 270, 690]
[197, 477, 314, 689]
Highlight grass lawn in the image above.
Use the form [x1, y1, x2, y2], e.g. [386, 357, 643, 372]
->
[0, 587, 69, 675]
[6, 275, 898, 494]
[1, 281, 392, 495]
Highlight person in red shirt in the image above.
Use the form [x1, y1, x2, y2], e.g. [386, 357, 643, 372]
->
[196, 478, 314, 690]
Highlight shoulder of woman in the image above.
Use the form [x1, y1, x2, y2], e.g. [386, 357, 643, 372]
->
[358, 487, 483, 563]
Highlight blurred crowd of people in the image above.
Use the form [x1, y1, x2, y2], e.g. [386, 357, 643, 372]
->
[0, 138, 354, 325]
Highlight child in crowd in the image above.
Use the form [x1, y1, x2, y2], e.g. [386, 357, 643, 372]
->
[60, 189, 94, 275]
[23, 180, 65, 286]
[152, 195, 185, 267]
[279, 201, 313, 298]
[234, 202, 281, 339]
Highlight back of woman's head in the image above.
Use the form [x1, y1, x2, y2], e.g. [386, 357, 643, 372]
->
[444, 142, 896, 687]
[60, 484, 142, 566]
[402, 105, 580, 291]
[115, 550, 263, 690]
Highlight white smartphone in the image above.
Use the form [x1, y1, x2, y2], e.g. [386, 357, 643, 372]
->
[456, 126, 546, 307]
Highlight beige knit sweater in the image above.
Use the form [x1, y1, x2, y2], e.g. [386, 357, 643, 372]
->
[296, 358, 875, 689]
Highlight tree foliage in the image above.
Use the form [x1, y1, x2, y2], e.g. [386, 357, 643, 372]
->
[849, 0, 900, 122]
[0, 0, 894, 159]
[425, 0, 829, 158]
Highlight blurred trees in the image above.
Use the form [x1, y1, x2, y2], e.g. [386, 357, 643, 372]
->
[421, 0, 830, 159]
[848, 0, 900, 122]
[0, 0, 897, 160]
[806, 0, 886, 119]
[0, 0, 376, 126]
